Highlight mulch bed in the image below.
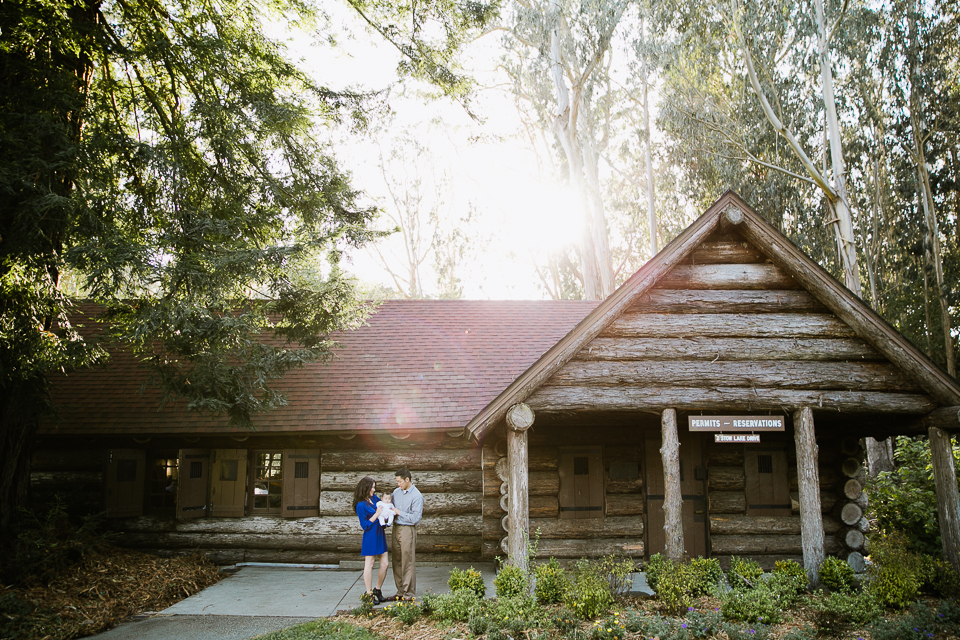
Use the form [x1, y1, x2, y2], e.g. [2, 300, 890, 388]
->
[0, 545, 222, 640]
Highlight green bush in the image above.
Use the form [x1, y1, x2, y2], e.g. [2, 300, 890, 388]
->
[596, 554, 635, 595]
[564, 560, 615, 620]
[485, 595, 543, 635]
[819, 555, 855, 591]
[643, 553, 670, 592]
[720, 579, 784, 625]
[726, 556, 763, 590]
[467, 613, 491, 636]
[534, 558, 570, 604]
[689, 557, 723, 594]
[494, 562, 528, 599]
[867, 532, 924, 608]
[810, 589, 882, 635]
[427, 588, 482, 622]
[869, 435, 957, 556]
[920, 555, 960, 598]
[448, 566, 486, 598]
[773, 559, 808, 593]
[4, 499, 111, 587]
[868, 601, 960, 640]
[251, 618, 382, 640]
[653, 561, 696, 614]
[381, 597, 424, 624]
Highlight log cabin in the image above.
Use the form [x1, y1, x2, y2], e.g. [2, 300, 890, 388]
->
[35, 192, 960, 582]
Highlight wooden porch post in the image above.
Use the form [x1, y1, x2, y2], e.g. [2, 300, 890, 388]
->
[661, 408, 684, 560]
[793, 406, 824, 587]
[506, 403, 534, 570]
[929, 426, 960, 569]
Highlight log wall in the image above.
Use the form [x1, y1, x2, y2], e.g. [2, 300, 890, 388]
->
[31, 431, 484, 565]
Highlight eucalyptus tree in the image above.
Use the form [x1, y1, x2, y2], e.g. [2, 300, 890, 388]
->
[498, 0, 634, 300]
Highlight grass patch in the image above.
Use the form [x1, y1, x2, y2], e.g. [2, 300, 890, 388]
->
[251, 618, 383, 639]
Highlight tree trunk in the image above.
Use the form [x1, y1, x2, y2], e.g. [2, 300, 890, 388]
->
[929, 427, 960, 570]
[0, 383, 43, 536]
[641, 28, 658, 258]
[794, 406, 824, 588]
[660, 408, 684, 560]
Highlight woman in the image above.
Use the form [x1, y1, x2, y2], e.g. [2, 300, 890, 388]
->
[352, 476, 390, 604]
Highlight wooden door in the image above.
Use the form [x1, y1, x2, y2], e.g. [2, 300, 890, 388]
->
[558, 447, 604, 519]
[745, 446, 791, 516]
[281, 449, 320, 517]
[645, 431, 707, 558]
[177, 448, 209, 519]
[210, 449, 247, 517]
[104, 449, 145, 518]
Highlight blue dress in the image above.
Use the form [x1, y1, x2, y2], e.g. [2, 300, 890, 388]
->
[356, 499, 388, 556]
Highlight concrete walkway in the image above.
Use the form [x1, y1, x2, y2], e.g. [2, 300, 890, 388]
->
[89, 562, 653, 640]
[88, 562, 498, 640]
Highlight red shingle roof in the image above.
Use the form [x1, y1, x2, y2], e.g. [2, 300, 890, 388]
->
[43, 300, 598, 435]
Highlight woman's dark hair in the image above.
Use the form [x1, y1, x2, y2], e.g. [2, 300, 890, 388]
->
[352, 476, 376, 510]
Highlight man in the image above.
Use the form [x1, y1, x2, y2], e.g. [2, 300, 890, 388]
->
[389, 467, 423, 601]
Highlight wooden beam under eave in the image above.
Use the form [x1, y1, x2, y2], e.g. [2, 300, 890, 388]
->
[930, 426, 960, 570]
[661, 408, 684, 561]
[921, 407, 960, 432]
[793, 406, 824, 588]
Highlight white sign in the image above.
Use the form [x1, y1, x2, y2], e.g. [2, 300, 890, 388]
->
[715, 433, 761, 443]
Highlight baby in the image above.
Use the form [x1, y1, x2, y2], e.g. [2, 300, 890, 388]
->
[376, 494, 398, 527]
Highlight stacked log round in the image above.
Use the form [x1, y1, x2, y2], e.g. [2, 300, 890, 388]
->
[834, 438, 869, 560]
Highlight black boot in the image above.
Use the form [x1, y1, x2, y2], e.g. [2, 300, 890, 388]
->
[363, 591, 379, 605]
[372, 588, 385, 603]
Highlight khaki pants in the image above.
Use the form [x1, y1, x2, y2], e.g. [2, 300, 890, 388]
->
[392, 524, 417, 598]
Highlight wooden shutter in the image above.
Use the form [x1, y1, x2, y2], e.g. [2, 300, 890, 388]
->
[745, 447, 791, 516]
[281, 449, 320, 517]
[177, 449, 209, 519]
[558, 446, 604, 519]
[104, 449, 145, 518]
[210, 449, 247, 517]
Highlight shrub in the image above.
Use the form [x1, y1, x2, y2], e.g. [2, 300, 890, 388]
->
[869, 435, 957, 556]
[920, 555, 960, 598]
[773, 559, 808, 593]
[550, 608, 581, 633]
[867, 532, 924, 608]
[596, 554, 635, 595]
[644, 553, 670, 592]
[5, 499, 111, 587]
[485, 595, 543, 635]
[448, 566, 486, 598]
[564, 560, 615, 620]
[819, 555, 855, 592]
[720, 580, 784, 625]
[467, 614, 491, 636]
[689, 557, 723, 595]
[810, 589, 882, 635]
[654, 561, 696, 614]
[427, 589, 482, 622]
[867, 601, 960, 640]
[726, 556, 763, 590]
[534, 558, 570, 604]
[381, 597, 424, 624]
[494, 562, 528, 599]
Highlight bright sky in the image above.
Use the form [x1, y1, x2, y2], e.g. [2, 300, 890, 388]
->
[279, 7, 585, 300]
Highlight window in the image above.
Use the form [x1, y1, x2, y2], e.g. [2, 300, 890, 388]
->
[147, 454, 179, 514]
[251, 451, 283, 514]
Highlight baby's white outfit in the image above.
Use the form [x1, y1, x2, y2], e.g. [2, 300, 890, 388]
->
[376, 500, 398, 526]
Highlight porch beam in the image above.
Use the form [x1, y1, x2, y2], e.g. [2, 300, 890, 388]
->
[506, 403, 534, 571]
[661, 408, 684, 560]
[930, 426, 960, 569]
[793, 406, 824, 588]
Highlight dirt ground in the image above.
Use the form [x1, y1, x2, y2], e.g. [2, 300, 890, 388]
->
[0, 545, 222, 640]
